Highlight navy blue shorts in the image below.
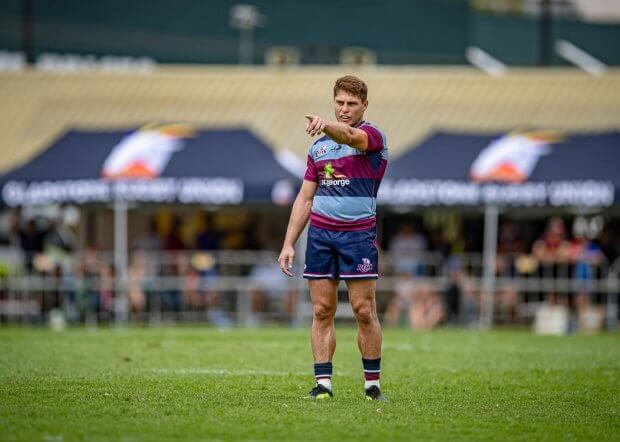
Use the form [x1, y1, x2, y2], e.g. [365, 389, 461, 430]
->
[303, 225, 379, 280]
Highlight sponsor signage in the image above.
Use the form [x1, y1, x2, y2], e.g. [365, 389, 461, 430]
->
[381, 130, 619, 208]
[1, 178, 245, 207]
[378, 179, 615, 207]
[0, 126, 298, 206]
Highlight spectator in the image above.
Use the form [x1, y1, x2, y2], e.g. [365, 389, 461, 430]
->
[385, 276, 444, 330]
[385, 274, 414, 326]
[568, 223, 604, 322]
[165, 216, 185, 251]
[195, 213, 221, 251]
[128, 251, 148, 313]
[135, 217, 163, 251]
[16, 218, 47, 273]
[532, 217, 569, 265]
[189, 252, 230, 327]
[410, 283, 444, 330]
[496, 221, 523, 323]
[98, 263, 116, 318]
[247, 260, 297, 324]
[443, 257, 478, 326]
[388, 223, 427, 276]
[531, 218, 570, 308]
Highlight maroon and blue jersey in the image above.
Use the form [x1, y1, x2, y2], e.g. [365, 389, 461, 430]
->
[304, 121, 388, 231]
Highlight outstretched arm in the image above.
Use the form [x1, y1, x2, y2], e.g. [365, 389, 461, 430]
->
[278, 180, 318, 276]
[305, 115, 371, 152]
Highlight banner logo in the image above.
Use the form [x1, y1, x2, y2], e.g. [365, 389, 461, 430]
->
[102, 123, 194, 180]
[470, 130, 562, 183]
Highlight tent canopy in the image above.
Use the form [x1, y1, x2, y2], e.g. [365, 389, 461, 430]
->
[379, 131, 620, 208]
[0, 127, 299, 207]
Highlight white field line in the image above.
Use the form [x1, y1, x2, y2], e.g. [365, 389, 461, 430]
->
[383, 343, 414, 351]
[151, 368, 358, 377]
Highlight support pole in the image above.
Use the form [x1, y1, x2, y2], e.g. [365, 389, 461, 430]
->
[480, 205, 499, 328]
[539, 0, 552, 66]
[21, 0, 34, 64]
[113, 200, 129, 326]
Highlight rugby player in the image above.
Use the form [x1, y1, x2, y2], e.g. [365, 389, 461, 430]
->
[278, 75, 388, 401]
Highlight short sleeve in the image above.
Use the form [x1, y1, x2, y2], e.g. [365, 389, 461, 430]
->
[360, 125, 384, 153]
[304, 154, 318, 182]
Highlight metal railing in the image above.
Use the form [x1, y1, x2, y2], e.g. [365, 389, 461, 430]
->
[0, 249, 617, 331]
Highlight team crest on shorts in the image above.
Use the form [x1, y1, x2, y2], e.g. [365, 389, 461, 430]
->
[357, 258, 373, 273]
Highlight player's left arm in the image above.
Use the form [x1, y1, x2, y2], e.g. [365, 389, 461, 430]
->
[305, 115, 383, 153]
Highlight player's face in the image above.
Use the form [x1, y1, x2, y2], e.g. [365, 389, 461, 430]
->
[334, 91, 368, 127]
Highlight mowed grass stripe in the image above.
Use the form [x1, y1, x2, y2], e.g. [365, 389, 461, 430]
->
[0, 327, 618, 441]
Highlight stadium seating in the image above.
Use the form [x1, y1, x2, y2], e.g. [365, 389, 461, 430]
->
[1, 67, 619, 173]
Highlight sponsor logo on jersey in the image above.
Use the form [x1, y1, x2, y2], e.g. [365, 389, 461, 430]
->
[320, 163, 349, 186]
[470, 130, 562, 183]
[357, 258, 373, 273]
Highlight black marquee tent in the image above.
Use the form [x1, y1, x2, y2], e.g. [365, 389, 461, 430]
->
[379, 131, 620, 209]
[379, 130, 620, 326]
[0, 128, 300, 207]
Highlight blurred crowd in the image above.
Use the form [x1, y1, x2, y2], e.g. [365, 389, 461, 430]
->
[383, 215, 620, 332]
[0, 210, 296, 326]
[0, 208, 619, 332]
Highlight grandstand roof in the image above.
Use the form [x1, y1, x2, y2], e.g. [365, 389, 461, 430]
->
[1, 67, 619, 174]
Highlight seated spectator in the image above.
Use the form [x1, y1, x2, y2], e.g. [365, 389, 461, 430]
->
[388, 223, 427, 276]
[135, 218, 163, 251]
[531, 217, 570, 308]
[98, 263, 116, 317]
[189, 252, 230, 327]
[443, 257, 478, 326]
[247, 260, 297, 324]
[532, 217, 570, 265]
[568, 222, 605, 327]
[195, 213, 221, 251]
[128, 251, 148, 313]
[386, 276, 444, 330]
[16, 218, 48, 274]
[165, 216, 185, 251]
[496, 220, 523, 323]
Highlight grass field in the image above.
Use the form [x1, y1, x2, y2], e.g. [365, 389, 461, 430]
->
[0, 326, 618, 441]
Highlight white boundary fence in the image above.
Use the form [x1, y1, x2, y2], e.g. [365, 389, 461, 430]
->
[0, 250, 618, 331]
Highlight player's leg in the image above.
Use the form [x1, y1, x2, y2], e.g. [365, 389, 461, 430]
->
[303, 225, 338, 398]
[347, 279, 385, 401]
[307, 279, 338, 398]
[337, 227, 386, 400]
[347, 279, 381, 359]
[309, 279, 339, 362]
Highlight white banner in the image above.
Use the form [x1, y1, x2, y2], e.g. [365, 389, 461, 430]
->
[377, 179, 615, 208]
[1, 178, 244, 207]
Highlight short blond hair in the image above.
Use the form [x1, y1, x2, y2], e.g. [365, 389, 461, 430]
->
[333, 75, 368, 102]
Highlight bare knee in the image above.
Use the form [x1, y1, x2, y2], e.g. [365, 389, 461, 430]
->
[353, 302, 375, 325]
[313, 302, 336, 322]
